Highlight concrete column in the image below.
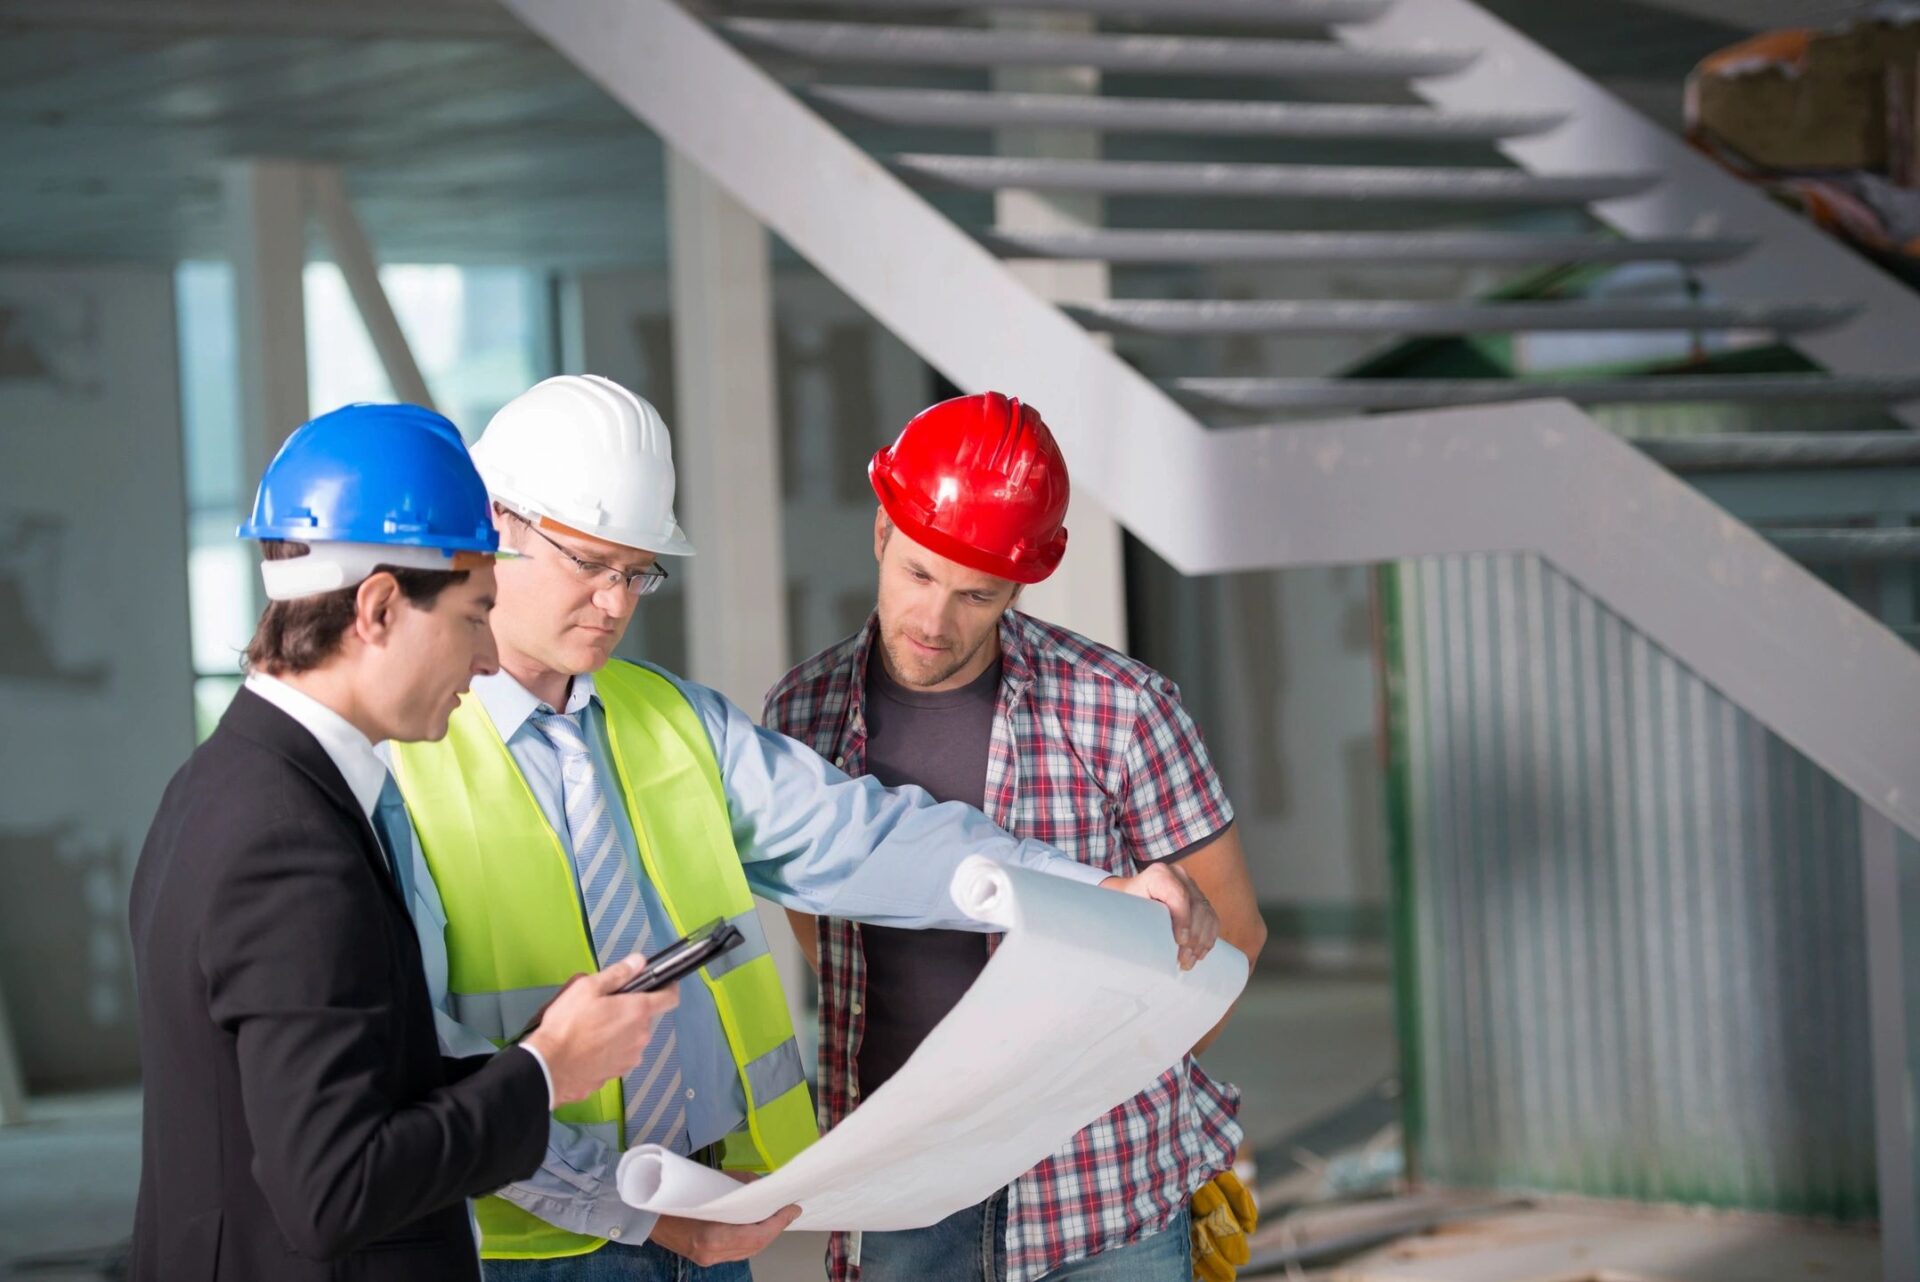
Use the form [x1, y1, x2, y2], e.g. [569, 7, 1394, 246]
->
[667, 150, 790, 710]
[665, 151, 812, 1022]
[223, 159, 309, 616]
[992, 12, 1127, 651]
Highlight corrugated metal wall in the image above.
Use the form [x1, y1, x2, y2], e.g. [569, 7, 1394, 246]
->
[1384, 552, 1882, 1219]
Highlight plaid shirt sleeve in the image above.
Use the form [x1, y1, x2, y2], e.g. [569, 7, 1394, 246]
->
[1117, 672, 1234, 863]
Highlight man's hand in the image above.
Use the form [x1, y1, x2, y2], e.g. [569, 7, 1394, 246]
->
[650, 1206, 800, 1267]
[1101, 862, 1220, 970]
[522, 957, 678, 1106]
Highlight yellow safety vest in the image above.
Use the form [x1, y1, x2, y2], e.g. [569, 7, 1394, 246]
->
[391, 660, 818, 1260]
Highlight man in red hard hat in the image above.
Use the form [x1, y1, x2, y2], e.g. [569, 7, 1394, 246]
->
[766, 392, 1267, 1282]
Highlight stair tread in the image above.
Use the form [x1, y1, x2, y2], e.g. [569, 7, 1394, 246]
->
[978, 228, 1753, 264]
[1171, 375, 1920, 410]
[722, 18, 1474, 77]
[896, 153, 1656, 202]
[724, 0, 1397, 24]
[1067, 298, 1857, 336]
[807, 86, 1560, 139]
[1638, 433, 1920, 472]
[1765, 528, 1920, 562]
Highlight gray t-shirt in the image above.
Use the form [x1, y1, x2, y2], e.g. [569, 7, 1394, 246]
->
[856, 653, 1000, 1098]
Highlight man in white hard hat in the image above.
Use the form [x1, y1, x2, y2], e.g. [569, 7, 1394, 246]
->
[388, 374, 1223, 1282]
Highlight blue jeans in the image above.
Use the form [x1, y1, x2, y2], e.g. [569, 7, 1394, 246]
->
[483, 1241, 751, 1282]
[859, 1194, 1191, 1282]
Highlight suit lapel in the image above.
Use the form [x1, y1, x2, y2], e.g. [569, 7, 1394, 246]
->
[221, 687, 409, 915]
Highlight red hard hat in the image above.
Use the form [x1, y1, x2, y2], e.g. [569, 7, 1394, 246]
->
[869, 392, 1070, 585]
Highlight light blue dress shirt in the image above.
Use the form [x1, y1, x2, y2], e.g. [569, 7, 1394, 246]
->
[397, 663, 1107, 1247]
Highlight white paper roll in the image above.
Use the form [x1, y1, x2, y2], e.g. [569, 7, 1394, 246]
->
[947, 853, 1015, 926]
[613, 858, 1247, 1231]
[616, 1146, 743, 1213]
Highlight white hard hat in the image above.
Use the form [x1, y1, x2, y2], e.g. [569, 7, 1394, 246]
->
[471, 375, 695, 557]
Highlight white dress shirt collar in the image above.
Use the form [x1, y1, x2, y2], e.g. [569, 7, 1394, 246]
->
[470, 668, 597, 739]
[243, 673, 388, 820]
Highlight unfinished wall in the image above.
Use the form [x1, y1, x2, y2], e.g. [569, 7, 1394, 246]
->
[1388, 553, 1880, 1218]
[1128, 558, 1390, 971]
[0, 266, 192, 1093]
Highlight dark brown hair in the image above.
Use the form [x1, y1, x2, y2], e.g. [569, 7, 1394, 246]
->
[244, 542, 470, 676]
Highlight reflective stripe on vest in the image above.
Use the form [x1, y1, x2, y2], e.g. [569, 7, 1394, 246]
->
[392, 660, 818, 1260]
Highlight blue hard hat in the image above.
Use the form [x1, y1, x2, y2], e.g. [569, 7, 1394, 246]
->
[238, 403, 498, 554]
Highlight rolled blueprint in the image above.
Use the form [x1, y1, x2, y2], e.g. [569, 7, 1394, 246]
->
[616, 855, 1249, 1231]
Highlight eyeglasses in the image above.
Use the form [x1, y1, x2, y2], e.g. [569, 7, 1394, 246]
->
[508, 512, 670, 598]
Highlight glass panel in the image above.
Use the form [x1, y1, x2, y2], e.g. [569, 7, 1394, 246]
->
[177, 262, 248, 684]
[305, 263, 552, 439]
[193, 675, 244, 743]
[177, 261, 555, 740]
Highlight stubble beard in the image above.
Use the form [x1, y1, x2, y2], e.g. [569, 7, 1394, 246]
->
[883, 624, 992, 690]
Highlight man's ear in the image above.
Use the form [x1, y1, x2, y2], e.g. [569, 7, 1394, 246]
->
[354, 571, 403, 647]
[873, 507, 890, 565]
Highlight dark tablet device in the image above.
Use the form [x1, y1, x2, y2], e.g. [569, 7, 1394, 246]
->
[615, 917, 746, 993]
[511, 918, 745, 1042]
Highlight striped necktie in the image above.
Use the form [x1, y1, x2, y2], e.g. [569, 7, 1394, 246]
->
[531, 708, 688, 1153]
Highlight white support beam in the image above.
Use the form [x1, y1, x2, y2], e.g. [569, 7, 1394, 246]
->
[991, 11, 1126, 651]
[223, 157, 309, 615]
[665, 151, 812, 1020]
[308, 166, 436, 412]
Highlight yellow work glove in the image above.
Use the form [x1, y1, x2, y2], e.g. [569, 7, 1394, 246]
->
[1189, 1170, 1258, 1282]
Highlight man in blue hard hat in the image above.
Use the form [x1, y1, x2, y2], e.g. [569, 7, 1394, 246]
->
[128, 403, 679, 1282]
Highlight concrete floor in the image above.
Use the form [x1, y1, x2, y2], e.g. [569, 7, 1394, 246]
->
[0, 973, 1395, 1281]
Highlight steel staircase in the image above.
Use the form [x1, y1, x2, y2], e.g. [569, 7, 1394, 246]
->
[709, 0, 1920, 581]
[505, 0, 1920, 844]
[710, 0, 1919, 407]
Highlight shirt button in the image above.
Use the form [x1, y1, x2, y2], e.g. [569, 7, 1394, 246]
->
[833, 756, 845, 769]
[686, 1087, 696, 1100]
[851, 1003, 863, 1016]
[609, 1228, 622, 1240]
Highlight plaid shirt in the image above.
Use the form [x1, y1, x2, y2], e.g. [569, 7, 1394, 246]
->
[765, 610, 1242, 1282]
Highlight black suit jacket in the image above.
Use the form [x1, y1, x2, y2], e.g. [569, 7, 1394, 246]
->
[128, 687, 549, 1281]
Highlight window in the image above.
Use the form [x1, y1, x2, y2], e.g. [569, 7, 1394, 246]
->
[177, 261, 553, 738]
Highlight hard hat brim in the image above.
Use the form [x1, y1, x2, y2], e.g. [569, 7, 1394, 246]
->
[871, 469, 1064, 585]
[499, 495, 697, 559]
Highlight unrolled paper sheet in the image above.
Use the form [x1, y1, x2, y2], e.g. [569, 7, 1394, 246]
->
[615, 855, 1248, 1231]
